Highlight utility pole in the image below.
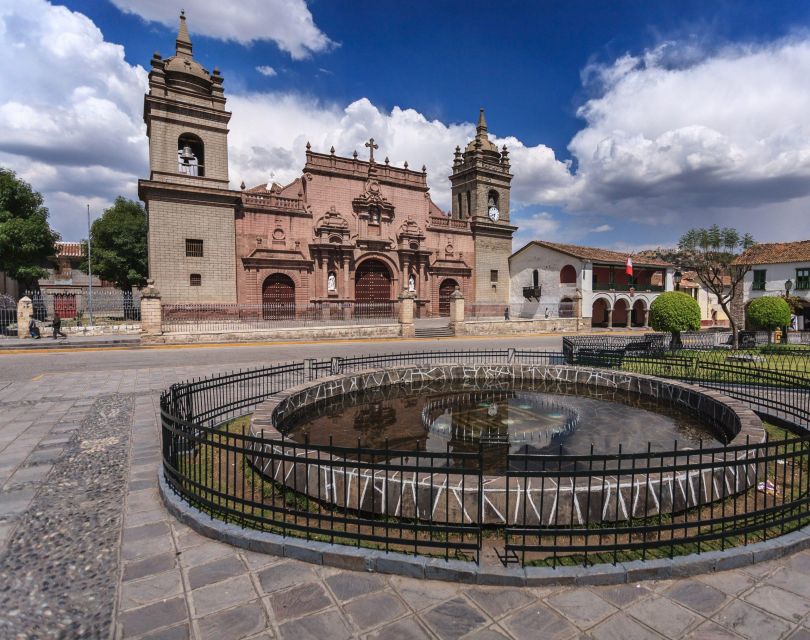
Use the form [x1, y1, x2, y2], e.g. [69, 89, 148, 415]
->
[87, 204, 93, 326]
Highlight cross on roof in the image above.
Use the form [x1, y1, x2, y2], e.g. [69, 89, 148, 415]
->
[365, 138, 379, 163]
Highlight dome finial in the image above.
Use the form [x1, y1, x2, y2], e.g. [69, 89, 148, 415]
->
[176, 10, 193, 59]
[477, 108, 487, 133]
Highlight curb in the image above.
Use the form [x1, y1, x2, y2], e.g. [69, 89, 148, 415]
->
[158, 472, 810, 586]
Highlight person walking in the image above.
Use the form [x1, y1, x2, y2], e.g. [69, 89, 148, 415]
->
[52, 312, 67, 340]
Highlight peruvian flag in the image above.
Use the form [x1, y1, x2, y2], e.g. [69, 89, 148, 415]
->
[625, 257, 634, 277]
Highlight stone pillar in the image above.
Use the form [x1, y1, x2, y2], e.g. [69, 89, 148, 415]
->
[398, 289, 416, 338]
[644, 309, 650, 328]
[607, 308, 614, 330]
[16, 296, 32, 339]
[626, 308, 632, 328]
[449, 287, 465, 336]
[140, 279, 163, 335]
[573, 290, 583, 318]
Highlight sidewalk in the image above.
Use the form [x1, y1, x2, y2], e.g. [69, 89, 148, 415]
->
[0, 334, 141, 351]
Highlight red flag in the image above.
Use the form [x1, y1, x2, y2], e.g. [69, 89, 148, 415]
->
[625, 257, 633, 277]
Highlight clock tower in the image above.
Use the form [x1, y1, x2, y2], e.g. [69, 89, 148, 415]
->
[450, 109, 516, 306]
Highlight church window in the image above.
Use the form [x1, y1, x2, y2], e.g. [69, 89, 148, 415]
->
[185, 239, 204, 257]
[490, 269, 499, 283]
[178, 133, 205, 177]
[466, 191, 471, 217]
[369, 206, 380, 224]
[190, 273, 201, 286]
[488, 190, 499, 207]
[457, 193, 462, 219]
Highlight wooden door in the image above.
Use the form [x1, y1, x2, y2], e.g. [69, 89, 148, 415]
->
[355, 260, 392, 317]
[438, 279, 458, 317]
[262, 274, 295, 320]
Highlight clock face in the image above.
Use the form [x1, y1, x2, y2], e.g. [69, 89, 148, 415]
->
[488, 206, 500, 222]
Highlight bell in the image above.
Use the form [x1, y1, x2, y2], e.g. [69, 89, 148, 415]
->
[179, 145, 195, 162]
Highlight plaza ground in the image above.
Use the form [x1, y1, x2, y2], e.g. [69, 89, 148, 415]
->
[2, 336, 810, 639]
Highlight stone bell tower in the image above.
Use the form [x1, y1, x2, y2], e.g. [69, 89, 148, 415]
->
[450, 109, 516, 306]
[138, 11, 238, 304]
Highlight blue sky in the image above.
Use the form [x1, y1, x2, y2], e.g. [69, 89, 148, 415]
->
[3, 0, 810, 249]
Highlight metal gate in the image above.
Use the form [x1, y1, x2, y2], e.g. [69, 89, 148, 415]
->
[53, 293, 77, 319]
[439, 279, 458, 317]
[262, 274, 295, 320]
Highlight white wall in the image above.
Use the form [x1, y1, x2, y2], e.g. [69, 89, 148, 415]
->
[743, 260, 810, 329]
[509, 245, 583, 317]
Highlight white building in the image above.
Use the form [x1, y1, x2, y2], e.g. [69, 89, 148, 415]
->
[679, 271, 729, 328]
[736, 240, 810, 330]
[509, 241, 674, 327]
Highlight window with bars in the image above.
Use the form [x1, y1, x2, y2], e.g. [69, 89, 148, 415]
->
[190, 273, 201, 286]
[490, 270, 499, 283]
[185, 239, 204, 257]
[752, 270, 766, 291]
[797, 268, 810, 290]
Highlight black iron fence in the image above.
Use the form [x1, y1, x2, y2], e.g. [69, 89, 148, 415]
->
[161, 347, 810, 568]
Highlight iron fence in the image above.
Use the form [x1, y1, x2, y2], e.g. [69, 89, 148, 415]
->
[161, 302, 399, 333]
[23, 288, 141, 322]
[161, 347, 810, 567]
[467, 301, 576, 320]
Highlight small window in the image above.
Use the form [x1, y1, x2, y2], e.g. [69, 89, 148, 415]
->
[466, 191, 471, 217]
[796, 268, 810, 290]
[752, 270, 766, 291]
[190, 273, 201, 286]
[532, 269, 539, 288]
[186, 239, 204, 257]
[490, 270, 499, 283]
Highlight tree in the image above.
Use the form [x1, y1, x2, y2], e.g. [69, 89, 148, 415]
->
[746, 297, 791, 344]
[677, 226, 755, 349]
[0, 168, 59, 289]
[81, 197, 148, 293]
[649, 292, 701, 349]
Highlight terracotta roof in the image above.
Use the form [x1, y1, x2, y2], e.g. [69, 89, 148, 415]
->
[56, 242, 83, 258]
[734, 240, 810, 265]
[680, 269, 731, 288]
[510, 240, 672, 267]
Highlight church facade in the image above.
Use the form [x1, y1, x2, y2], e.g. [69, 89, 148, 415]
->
[138, 14, 516, 317]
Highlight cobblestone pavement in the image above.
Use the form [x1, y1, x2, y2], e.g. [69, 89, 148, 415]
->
[3, 342, 810, 639]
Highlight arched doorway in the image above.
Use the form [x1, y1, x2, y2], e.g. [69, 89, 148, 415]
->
[592, 298, 609, 327]
[632, 300, 646, 327]
[355, 259, 392, 316]
[439, 279, 459, 316]
[262, 274, 295, 320]
[613, 299, 629, 327]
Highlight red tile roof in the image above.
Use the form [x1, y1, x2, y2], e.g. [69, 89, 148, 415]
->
[511, 240, 672, 267]
[734, 240, 810, 265]
[56, 242, 83, 258]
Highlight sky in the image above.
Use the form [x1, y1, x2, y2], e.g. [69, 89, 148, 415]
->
[3, 0, 810, 251]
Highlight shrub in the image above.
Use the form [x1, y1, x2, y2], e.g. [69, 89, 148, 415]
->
[649, 292, 701, 349]
[747, 297, 792, 343]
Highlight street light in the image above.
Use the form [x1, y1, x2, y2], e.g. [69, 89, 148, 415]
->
[783, 278, 793, 344]
[674, 270, 683, 292]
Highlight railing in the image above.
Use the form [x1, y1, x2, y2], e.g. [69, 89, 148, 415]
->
[429, 216, 469, 230]
[242, 193, 304, 210]
[161, 347, 810, 568]
[593, 283, 664, 292]
[161, 301, 398, 333]
[23, 289, 141, 322]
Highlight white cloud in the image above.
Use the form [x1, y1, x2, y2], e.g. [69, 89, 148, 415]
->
[255, 65, 277, 77]
[109, 0, 334, 59]
[590, 224, 613, 233]
[0, 0, 148, 239]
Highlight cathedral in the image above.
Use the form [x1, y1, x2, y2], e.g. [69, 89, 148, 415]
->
[139, 13, 517, 317]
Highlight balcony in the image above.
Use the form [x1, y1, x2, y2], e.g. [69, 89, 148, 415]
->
[752, 282, 766, 291]
[593, 283, 664, 292]
[522, 286, 542, 300]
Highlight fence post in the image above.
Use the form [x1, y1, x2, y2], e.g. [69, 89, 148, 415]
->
[449, 287, 465, 336]
[140, 279, 162, 336]
[304, 358, 316, 381]
[398, 289, 416, 338]
[16, 296, 32, 339]
[330, 357, 343, 376]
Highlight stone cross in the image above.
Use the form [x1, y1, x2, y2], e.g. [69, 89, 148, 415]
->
[365, 138, 378, 163]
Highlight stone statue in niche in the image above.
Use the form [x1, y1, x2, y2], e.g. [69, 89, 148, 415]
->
[408, 274, 416, 292]
[327, 272, 337, 292]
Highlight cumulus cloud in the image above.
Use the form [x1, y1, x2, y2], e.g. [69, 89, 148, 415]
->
[590, 224, 613, 233]
[568, 39, 810, 236]
[0, 0, 148, 238]
[255, 65, 277, 77]
[109, 0, 334, 59]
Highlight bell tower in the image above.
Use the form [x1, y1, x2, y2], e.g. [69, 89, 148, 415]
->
[450, 109, 516, 306]
[138, 11, 238, 303]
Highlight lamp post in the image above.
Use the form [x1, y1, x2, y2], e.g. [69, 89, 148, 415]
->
[674, 270, 682, 292]
[87, 204, 93, 326]
[784, 278, 793, 343]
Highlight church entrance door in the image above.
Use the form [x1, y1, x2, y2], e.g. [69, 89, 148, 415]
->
[355, 259, 392, 317]
[262, 274, 295, 320]
[438, 279, 458, 317]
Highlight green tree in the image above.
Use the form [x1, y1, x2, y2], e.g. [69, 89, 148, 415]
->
[649, 291, 701, 349]
[81, 197, 147, 292]
[746, 297, 792, 343]
[0, 168, 59, 288]
[677, 226, 755, 349]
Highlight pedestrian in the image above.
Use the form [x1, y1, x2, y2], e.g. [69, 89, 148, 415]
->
[52, 312, 67, 340]
[28, 317, 41, 339]
[504, 306, 510, 321]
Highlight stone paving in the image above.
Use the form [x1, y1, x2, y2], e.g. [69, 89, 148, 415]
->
[2, 345, 810, 638]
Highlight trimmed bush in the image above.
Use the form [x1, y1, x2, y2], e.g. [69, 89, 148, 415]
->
[747, 297, 792, 343]
[649, 292, 701, 348]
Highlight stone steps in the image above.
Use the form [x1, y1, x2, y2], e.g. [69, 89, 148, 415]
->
[414, 326, 454, 338]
